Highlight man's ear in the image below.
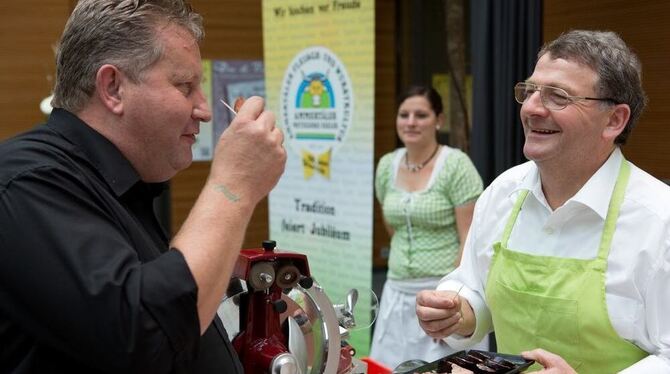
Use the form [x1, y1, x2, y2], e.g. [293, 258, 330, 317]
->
[604, 103, 631, 141]
[95, 64, 125, 115]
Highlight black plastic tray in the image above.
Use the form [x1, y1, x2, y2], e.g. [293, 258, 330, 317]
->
[398, 349, 534, 374]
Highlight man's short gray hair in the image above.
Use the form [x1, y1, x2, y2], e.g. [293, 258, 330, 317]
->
[52, 0, 204, 113]
[538, 30, 647, 145]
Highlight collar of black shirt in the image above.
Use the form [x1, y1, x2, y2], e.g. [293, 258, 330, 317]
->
[47, 108, 144, 197]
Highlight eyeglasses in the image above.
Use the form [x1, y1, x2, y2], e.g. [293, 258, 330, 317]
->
[514, 82, 619, 111]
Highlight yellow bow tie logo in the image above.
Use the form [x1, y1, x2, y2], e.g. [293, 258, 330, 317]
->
[302, 149, 331, 180]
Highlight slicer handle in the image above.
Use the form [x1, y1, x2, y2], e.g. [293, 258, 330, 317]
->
[298, 276, 313, 289]
[262, 240, 277, 251]
[345, 289, 358, 314]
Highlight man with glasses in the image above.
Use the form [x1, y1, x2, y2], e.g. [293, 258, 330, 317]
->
[0, 0, 285, 372]
[416, 30, 670, 373]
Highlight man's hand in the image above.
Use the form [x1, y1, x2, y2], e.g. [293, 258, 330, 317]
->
[209, 96, 286, 205]
[416, 289, 475, 339]
[522, 349, 577, 374]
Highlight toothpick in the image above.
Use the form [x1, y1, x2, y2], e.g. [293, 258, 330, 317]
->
[453, 284, 464, 304]
[220, 98, 237, 116]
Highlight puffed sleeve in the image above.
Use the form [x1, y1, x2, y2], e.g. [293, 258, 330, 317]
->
[375, 152, 394, 204]
[443, 150, 484, 206]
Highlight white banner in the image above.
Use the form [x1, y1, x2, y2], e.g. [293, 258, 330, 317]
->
[263, 0, 375, 355]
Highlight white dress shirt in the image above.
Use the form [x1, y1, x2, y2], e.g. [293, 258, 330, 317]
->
[438, 148, 670, 373]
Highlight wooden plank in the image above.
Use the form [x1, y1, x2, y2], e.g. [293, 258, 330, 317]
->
[0, 0, 70, 140]
[373, 0, 396, 267]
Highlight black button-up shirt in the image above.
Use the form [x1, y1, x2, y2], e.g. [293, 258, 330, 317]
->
[0, 109, 242, 373]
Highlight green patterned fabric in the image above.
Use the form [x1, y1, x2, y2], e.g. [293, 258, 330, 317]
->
[375, 146, 483, 279]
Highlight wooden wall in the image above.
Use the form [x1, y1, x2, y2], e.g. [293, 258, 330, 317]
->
[0, 0, 72, 140]
[543, 0, 670, 180]
[372, 1, 397, 267]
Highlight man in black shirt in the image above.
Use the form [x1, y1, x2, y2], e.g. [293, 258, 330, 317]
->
[0, 0, 286, 373]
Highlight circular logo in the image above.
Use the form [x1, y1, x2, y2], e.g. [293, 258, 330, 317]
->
[280, 46, 353, 158]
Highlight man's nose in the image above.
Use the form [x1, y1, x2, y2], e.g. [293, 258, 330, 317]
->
[521, 90, 549, 116]
[193, 89, 212, 122]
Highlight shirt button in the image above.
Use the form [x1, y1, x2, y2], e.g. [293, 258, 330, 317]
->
[544, 227, 554, 235]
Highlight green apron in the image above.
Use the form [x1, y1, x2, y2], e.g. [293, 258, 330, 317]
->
[485, 159, 647, 373]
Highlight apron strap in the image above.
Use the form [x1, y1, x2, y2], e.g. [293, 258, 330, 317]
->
[501, 190, 529, 247]
[597, 158, 631, 261]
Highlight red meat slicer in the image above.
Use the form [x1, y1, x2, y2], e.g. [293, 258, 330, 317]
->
[218, 240, 368, 374]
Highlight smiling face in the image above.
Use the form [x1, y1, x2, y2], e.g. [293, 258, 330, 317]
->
[119, 23, 211, 182]
[520, 54, 617, 170]
[396, 95, 440, 148]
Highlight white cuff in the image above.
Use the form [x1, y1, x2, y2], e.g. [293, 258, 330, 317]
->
[618, 355, 670, 374]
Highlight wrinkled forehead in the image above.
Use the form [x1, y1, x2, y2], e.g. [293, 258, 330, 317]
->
[541, 50, 599, 72]
[530, 53, 599, 93]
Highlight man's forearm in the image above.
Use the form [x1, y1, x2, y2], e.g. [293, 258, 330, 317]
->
[171, 180, 256, 333]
